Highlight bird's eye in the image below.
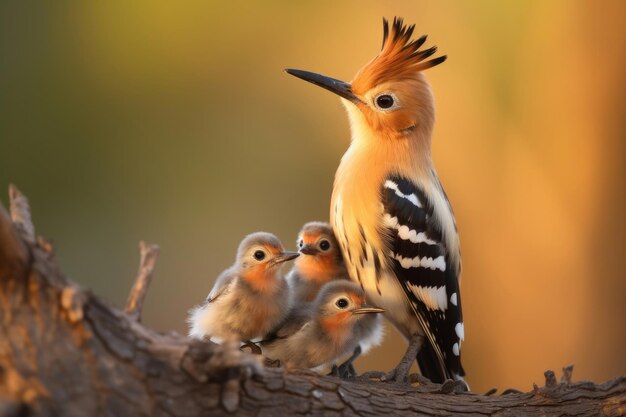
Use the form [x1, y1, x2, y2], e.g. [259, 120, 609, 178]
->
[375, 94, 394, 109]
[335, 298, 349, 309]
[319, 239, 331, 251]
[253, 250, 266, 261]
[298, 240, 304, 248]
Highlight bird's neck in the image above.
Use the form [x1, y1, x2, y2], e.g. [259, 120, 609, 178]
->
[241, 267, 281, 296]
[344, 105, 435, 175]
[318, 312, 352, 347]
[336, 120, 436, 193]
[294, 256, 342, 284]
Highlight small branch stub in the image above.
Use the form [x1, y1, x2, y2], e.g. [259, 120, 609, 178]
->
[9, 184, 35, 244]
[125, 241, 160, 321]
[0, 188, 29, 268]
[561, 364, 574, 384]
[545, 370, 558, 388]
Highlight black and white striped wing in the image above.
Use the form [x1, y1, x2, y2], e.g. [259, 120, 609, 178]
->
[381, 175, 464, 382]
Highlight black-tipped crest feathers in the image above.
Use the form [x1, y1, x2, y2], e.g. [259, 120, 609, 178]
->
[353, 17, 446, 92]
[382, 16, 446, 67]
[382, 17, 389, 50]
[385, 17, 415, 47]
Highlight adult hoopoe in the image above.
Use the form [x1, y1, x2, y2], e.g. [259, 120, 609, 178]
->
[286, 17, 465, 384]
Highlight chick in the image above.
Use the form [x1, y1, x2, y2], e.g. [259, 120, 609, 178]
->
[288, 221, 347, 303]
[188, 232, 298, 342]
[260, 281, 384, 371]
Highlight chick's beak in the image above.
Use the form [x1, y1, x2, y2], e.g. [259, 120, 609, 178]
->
[299, 244, 319, 256]
[352, 305, 385, 315]
[285, 69, 361, 104]
[270, 251, 300, 266]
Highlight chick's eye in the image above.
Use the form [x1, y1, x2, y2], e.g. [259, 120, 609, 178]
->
[319, 239, 330, 251]
[375, 94, 394, 109]
[336, 298, 349, 309]
[253, 250, 266, 261]
[298, 240, 304, 248]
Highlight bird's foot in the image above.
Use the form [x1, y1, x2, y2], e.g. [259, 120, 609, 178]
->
[437, 379, 470, 394]
[331, 345, 361, 379]
[327, 363, 357, 379]
[408, 373, 433, 386]
[356, 370, 390, 381]
[372, 341, 421, 382]
[339, 362, 357, 379]
[357, 365, 410, 383]
[452, 379, 470, 393]
[358, 335, 422, 383]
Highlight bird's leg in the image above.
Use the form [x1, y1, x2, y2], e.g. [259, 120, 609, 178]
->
[335, 345, 362, 379]
[328, 364, 340, 377]
[359, 334, 422, 383]
[344, 363, 357, 379]
[385, 334, 422, 382]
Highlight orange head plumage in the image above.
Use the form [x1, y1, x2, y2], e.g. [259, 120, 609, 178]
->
[286, 17, 446, 140]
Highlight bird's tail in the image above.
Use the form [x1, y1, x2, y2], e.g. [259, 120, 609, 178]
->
[416, 340, 447, 383]
[417, 342, 468, 388]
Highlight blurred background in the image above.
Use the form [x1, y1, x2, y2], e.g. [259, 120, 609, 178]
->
[1, 1, 625, 393]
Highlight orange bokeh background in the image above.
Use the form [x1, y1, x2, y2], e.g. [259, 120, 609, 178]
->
[1, 1, 624, 393]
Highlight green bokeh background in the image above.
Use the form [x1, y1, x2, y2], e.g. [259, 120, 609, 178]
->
[2, 1, 625, 392]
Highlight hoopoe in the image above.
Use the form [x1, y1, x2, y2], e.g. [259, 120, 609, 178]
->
[288, 221, 347, 303]
[286, 17, 465, 384]
[260, 281, 384, 371]
[188, 232, 299, 343]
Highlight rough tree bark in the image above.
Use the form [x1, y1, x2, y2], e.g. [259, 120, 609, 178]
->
[0, 186, 624, 417]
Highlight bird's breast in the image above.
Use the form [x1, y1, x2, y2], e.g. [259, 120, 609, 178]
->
[330, 143, 441, 336]
[331, 163, 407, 309]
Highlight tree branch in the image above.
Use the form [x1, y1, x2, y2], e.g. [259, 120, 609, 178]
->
[125, 241, 160, 322]
[0, 185, 624, 417]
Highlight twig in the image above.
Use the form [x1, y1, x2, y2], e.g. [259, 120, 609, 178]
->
[502, 388, 523, 395]
[561, 364, 574, 384]
[125, 241, 160, 321]
[544, 370, 557, 388]
[9, 184, 35, 243]
[0, 199, 28, 267]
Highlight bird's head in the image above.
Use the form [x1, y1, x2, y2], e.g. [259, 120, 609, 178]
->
[315, 281, 384, 336]
[286, 17, 445, 141]
[295, 221, 345, 282]
[237, 232, 299, 280]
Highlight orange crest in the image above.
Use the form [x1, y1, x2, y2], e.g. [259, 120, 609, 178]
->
[351, 17, 446, 95]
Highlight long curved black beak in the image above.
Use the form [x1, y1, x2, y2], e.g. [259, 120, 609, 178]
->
[285, 69, 361, 104]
